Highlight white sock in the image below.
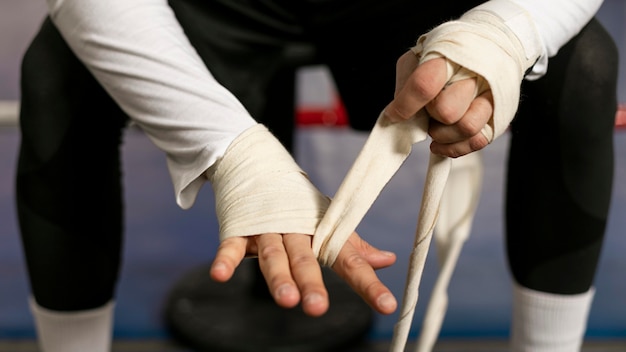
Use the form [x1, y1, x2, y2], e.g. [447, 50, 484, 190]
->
[511, 283, 594, 352]
[30, 298, 114, 352]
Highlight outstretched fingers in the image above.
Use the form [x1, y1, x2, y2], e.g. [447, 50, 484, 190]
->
[255, 233, 301, 309]
[255, 233, 329, 316]
[211, 232, 397, 317]
[283, 234, 329, 316]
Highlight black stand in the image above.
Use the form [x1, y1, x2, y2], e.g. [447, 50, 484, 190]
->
[164, 259, 373, 352]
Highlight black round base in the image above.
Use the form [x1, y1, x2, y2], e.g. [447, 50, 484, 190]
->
[164, 258, 374, 352]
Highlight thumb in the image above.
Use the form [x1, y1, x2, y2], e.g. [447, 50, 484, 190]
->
[384, 57, 448, 122]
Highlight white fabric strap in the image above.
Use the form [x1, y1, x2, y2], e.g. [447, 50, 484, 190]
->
[208, 124, 330, 241]
[389, 152, 452, 352]
[414, 151, 483, 352]
[30, 298, 114, 352]
[312, 113, 431, 265]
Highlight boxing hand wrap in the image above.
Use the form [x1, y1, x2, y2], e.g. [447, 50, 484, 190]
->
[206, 124, 330, 242]
[412, 0, 542, 142]
[313, 113, 431, 267]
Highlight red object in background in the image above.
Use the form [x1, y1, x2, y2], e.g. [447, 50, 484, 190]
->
[296, 95, 349, 127]
[616, 105, 626, 129]
[296, 95, 626, 130]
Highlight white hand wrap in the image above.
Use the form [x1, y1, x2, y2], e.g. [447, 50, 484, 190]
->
[207, 124, 330, 241]
[313, 114, 431, 266]
[413, 0, 542, 142]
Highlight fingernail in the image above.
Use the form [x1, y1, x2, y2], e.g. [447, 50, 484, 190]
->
[381, 251, 395, 257]
[377, 293, 397, 311]
[276, 284, 297, 300]
[212, 262, 227, 273]
[304, 293, 324, 306]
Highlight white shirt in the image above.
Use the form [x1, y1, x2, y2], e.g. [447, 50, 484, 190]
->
[45, 0, 603, 208]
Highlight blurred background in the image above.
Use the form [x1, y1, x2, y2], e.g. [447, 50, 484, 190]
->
[1, 0, 625, 348]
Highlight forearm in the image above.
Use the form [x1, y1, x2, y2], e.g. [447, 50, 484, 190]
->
[46, 0, 255, 208]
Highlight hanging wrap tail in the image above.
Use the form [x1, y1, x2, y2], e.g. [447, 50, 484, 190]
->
[389, 152, 452, 352]
[414, 151, 484, 352]
[310, 105, 455, 351]
[312, 55, 485, 352]
[312, 113, 430, 266]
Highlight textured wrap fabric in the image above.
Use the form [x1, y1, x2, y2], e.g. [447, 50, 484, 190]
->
[415, 152, 484, 352]
[312, 113, 431, 266]
[207, 124, 329, 241]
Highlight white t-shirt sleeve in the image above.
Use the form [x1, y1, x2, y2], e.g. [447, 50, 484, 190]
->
[46, 0, 256, 209]
[507, 0, 604, 79]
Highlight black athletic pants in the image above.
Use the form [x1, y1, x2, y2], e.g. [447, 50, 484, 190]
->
[16, 0, 618, 311]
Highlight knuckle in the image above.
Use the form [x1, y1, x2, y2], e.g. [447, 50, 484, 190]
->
[364, 281, 383, 296]
[448, 148, 464, 159]
[289, 253, 317, 267]
[258, 244, 283, 261]
[433, 143, 463, 158]
[430, 103, 459, 125]
[217, 239, 243, 257]
[269, 277, 290, 291]
[456, 118, 482, 137]
[217, 241, 231, 253]
[475, 92, 494, 114]
[341, 252, 367, 271]
[410, 74, 439, 102]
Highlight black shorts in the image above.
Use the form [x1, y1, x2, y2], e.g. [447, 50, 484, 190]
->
[167, 0, 483, 133]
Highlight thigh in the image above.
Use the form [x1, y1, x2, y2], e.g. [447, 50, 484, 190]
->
[17, 18, 128, 310]
[505, 18, 618, 294]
